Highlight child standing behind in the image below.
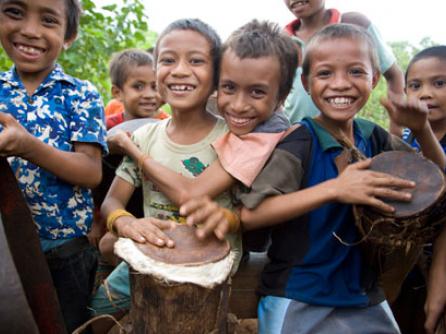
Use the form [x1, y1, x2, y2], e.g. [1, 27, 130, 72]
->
[106, 49, 168, 130]
[401, 46, 446, 334]
[281, 0, 404, 135]
[0, 0, 107, 332]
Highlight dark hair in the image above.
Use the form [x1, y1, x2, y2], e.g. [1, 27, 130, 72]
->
[154, 18, 221, 88]
[222, 20, 298, 103]
[109, 49, 154, 88]
[405, 45, 446, 83]
[302, 23, 380, 78]
[64, 0, 82, 41]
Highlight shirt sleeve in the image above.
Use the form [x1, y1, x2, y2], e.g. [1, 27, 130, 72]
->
[115, 133, 143, 188]
[237, 148, 304, 209]
[367, 23, 396, 74]
[69, 80, 108, 154]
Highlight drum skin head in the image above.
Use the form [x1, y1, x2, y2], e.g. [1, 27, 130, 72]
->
[107, 118, 158, 137]
[367, 151, 445, 218]
[135, 224, 230, 265]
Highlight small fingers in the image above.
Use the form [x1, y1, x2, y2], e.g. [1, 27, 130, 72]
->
[179, 196, 211, 217]
[196, 209, 227, 240]
[365, 197, 395, 214]
[370, 187, 412, 202]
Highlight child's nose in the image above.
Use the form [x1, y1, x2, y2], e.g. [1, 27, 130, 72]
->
[171, 59, 191, 77]
[20, 16, 42, 39]
[419, 86, 432, 100]
[230, 94, 249, 113]
[331, 73, 351, 90]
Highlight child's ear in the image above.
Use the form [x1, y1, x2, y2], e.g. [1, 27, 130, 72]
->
[63, 33, 77, 51]
[371, 71, 381, 89]
[111, 85, 123, 101]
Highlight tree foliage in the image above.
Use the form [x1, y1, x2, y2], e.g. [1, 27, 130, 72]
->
[0, 0, 155, 102]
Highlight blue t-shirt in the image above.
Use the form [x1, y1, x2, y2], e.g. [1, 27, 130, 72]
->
[239, 117, 411, 307]
[0, 65, 108, 242]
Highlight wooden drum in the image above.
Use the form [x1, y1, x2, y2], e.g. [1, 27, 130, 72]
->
[354, 151, 446, 251]
[353, 151, 446, 302]
[115, 225, 235, 334]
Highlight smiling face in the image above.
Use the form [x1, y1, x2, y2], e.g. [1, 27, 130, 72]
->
[303, 37, 379, 127]
[0, 0, 72, 85]
[406, 57, 446, 124]
[217, 49, 281, 135]
[113, 65, 162, 120]
[155, 29, 214, 113]
[284, 0, 325, 19]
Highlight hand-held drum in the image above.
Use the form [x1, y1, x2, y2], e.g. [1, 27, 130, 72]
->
[353, 151, 446, 302]
[354, 151, 446, 250]
[115, 225, 235, 334]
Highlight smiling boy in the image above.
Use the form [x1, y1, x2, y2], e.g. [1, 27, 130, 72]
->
[0, 0, 107, 331]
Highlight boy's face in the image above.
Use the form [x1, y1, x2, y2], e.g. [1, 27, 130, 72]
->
[217, 50, 281, 136]
[406, 57, 446, 124]
[156, 30, 214, 113]
[303, 38, 379, 124]
[0, 0, 72, 84]
[283, 0, 325, 19]
[112, 65, 162, 120]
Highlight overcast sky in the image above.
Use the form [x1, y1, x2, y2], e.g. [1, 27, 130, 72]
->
[96, 1, 445, 45]
[137, 0, 445, 45]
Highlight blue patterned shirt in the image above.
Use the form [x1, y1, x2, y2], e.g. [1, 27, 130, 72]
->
[0, 65, 108, 240]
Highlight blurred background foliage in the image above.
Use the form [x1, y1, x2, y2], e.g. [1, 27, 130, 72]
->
[0, 0, 439, 127]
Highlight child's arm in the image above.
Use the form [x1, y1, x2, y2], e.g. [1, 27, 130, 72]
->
[425, 226, 446, 334]
[101, 176, 176, 247]
[0, 112, 101, 188]
[107, 131, 235, 206]
[181, 159, 415, 232]
[382, 96, 446, 170]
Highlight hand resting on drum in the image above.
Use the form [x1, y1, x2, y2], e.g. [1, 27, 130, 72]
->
[114, 215, 177, 248]
[331, 159, 415, 213]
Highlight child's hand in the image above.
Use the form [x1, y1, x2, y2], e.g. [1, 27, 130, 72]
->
[332, 159, 415, 213]
[114, 216, 176, 248]
[180, 196, 232, 240]
[381, 94, 429, 134]
[106, 130, 134, 155]
[0, 112, 35, 157]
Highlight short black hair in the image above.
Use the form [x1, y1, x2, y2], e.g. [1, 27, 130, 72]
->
[109, 49, 154, 88]
[154, 18, 221, 88]
[64, 0, 82, 41]
[222, 20, 298, 103]
[405, 45, 446, 83]
[302, 23, 380, 78]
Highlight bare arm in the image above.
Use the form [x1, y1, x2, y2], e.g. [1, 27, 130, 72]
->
[107, 131, 235, 206]
[101, 176, 176, 247]
[241, 159, 414, 230]
[425, 226, 446, 334]
[0, 112, 102, 188]
[383, 64, 406, 137]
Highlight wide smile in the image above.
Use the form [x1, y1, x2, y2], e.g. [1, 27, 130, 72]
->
[14, 42, 45, 60]
[290, 0, 309, 10]
[225, 113, 256, 130]
[139, 102, 158, 112]
[325, 96, 357, 110]
[168, 84, 196, 93]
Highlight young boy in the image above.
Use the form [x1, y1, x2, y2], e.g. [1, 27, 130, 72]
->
[401, 45, 446, 334]
[181, 24, 445, 333]
[0, 0, 107, 331]
[106, 49, 168, 130]
[281, 0, 405, 135]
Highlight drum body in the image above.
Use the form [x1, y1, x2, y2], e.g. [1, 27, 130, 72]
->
[354, 151, 446, 250]
[115, 225, 234, 334]
[353, 151, 446, 303]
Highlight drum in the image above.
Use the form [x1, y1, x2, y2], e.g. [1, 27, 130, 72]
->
[353, 151, 446, 303]
[354, 151, 446, 251]
[115, 225, 235, 334]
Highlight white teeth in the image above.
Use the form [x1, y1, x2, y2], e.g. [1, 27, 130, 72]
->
[228, 115, 252, 125]
[328, 97, 353, 105]
[170, 84, 194, 92]
[17, 44, 42, 55]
